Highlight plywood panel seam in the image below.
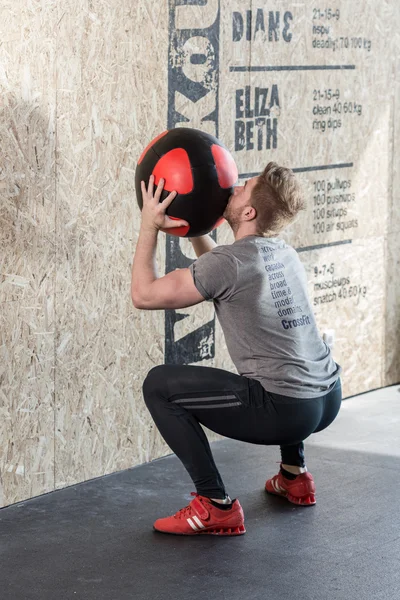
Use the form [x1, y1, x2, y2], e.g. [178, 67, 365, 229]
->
[52, 13, 60, 497]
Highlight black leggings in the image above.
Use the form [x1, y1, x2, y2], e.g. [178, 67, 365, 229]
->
[143, 365, 342, 499]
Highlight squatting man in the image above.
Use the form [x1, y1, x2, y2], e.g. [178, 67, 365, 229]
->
[131, 164, 342, 536]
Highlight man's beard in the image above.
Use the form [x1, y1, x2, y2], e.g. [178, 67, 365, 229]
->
[223, 201, 244, 231]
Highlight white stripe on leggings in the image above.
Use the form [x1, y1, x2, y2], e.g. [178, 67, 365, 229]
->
[182, 402, 242, 409]
[173, 395, 237, 404]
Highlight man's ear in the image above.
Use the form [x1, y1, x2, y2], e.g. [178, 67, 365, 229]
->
[243, 205, 257, 221]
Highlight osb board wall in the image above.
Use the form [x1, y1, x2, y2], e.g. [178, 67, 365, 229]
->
[0, 0, 398, 507]
[0, 3, 57, 507]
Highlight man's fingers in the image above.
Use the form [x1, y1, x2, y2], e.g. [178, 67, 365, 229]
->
[154, 177, 166, 202]
[163, 217, 189, 229]
[161, 190, 177, 207]
[147, 174, 154, 197]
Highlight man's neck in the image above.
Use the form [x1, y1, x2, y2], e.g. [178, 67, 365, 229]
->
[234, 228, 279, 241]
[234, 227, 260, 241]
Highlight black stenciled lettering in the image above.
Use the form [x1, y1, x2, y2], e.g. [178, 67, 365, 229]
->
[255, 118, 265, 150]
[166, 0, 220, 365]
[234, 117, 278, 152]
[245, 86, 254, 118]
[235, 120, 245, 151]
[246, 121, 254, 150]
[232, 9, 293, 43]
[256, 88, 270, 117]
[232, 11, 243, 41]
[168, 0, 219, 130]
[267, 118, 278, 149]
[283, 12, 293, 42]
[236, 88, 244, 118]
[270, 84, 280, 108]
[255, 9, 265, 36]
[246, 9, 252, 41]
[269, 11, 280, 42]
[234, 85, 280, 152]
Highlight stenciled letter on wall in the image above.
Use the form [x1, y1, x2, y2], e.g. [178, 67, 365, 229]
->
[166, 0, 220, 365]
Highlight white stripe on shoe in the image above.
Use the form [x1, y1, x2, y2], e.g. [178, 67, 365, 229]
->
[187, 518, 199, 531]
[192, 516, 206, 529]
[271, 478, 284, 494]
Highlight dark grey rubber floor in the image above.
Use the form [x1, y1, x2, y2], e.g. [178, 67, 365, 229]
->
[1, 439, 399, 600]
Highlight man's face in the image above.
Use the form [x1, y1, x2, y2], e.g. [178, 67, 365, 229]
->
[223, 176, 259, 226]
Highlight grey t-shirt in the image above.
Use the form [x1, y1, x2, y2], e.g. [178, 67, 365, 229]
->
[189, 235, 341, 399]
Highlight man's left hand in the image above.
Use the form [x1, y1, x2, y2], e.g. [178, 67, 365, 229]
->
[140, 175, 188, 232]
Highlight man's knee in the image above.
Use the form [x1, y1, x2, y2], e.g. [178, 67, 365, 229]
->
[142, 365, 168, 406]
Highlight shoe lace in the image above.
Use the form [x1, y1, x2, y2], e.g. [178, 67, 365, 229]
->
[174, 492, 200, 520]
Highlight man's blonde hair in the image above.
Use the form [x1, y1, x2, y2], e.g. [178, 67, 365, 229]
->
[250, 162, 306, 235]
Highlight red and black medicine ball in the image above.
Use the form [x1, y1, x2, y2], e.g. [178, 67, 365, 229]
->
[135, 128, 238, 237]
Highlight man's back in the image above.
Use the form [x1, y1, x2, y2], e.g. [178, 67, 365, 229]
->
[190, 234, 341, 398]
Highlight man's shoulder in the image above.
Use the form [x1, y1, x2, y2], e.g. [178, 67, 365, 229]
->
[208, 243, 236, 258]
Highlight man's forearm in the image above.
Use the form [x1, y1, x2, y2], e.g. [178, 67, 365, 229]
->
[189, 234, 217, 257]
[131, 226, 159, 303]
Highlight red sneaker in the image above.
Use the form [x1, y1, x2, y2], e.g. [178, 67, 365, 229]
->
[265, 471, 316, 506]
[153, 493, 246, 536]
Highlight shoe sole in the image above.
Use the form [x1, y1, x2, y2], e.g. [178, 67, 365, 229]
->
[154, 524, 246, 536]
[265, 487, 316, 506]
